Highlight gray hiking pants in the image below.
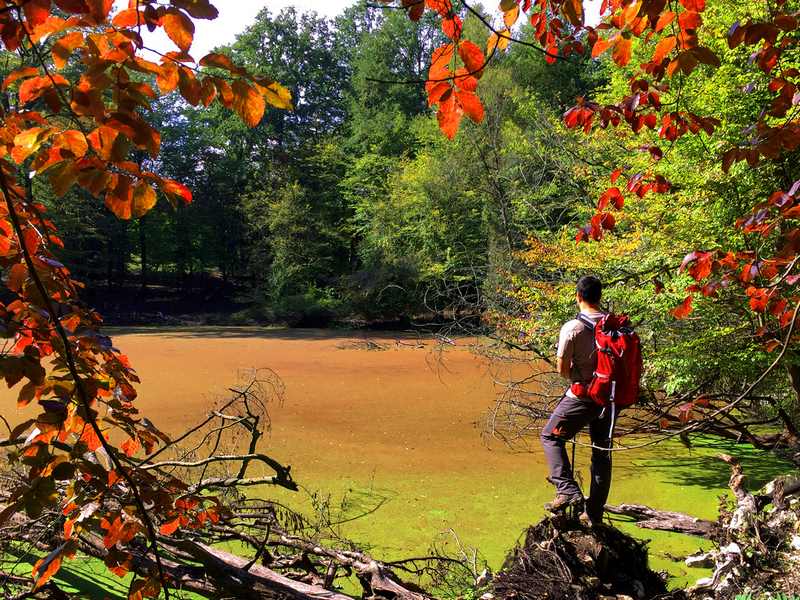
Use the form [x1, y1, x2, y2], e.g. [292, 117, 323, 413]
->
[540, 394, 615, 520]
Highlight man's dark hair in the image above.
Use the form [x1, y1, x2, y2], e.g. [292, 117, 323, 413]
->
[577, 275, 602, 304]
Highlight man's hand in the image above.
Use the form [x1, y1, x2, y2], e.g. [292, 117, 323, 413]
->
[557, 357, 571, 380]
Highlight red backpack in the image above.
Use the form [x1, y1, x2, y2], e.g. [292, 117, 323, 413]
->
[570, 313, 642, 409]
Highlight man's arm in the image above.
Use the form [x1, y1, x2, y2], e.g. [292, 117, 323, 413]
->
[556, 323, 575, 381]
[557, 356, 571, 380]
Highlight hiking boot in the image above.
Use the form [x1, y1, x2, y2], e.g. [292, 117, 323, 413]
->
[578, 510, 597, 528]
[544, 493, 583, 513]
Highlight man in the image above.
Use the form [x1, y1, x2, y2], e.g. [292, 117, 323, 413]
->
[540, 275, 612, 525]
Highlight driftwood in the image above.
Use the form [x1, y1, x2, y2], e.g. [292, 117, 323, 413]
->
[604, 503, 719, 538]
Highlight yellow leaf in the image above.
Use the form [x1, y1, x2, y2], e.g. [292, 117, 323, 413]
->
[487, 29, 510, 55]
[12, 127, 52, 164]
[261, 81, 293, 110]
[503, 5, 520, 28]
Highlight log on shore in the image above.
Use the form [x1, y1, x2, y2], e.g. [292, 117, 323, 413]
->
[605, 503, 719, 538]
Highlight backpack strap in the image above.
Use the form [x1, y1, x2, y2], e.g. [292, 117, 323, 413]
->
[576, 313, 597, 331]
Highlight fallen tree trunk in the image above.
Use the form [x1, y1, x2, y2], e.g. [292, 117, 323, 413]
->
[605, 503, 719, 539]
[173, 540, 355, 600]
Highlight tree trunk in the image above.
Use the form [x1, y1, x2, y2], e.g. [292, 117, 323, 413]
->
[781, 365, 800, 439]
[139, 214, 148, 301]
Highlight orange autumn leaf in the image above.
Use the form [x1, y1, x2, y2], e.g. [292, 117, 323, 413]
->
[671, 296, 694, 319]
[2, 66, 38, 90]
[159, 517, 181, 535]
[652, 35, 677, 63]
[231, 79, 265, 128]
[52, 31, 84, 69]
[457, 90, 484, 124]
[503, 5, 520, 28]
[458, 40, 485, 77]
[32, 545, 65, 590]
[163, 9, 195, 53]
[437, 92, 462, 140]
[19, 75, 69, 105]
[53, 130, 88, 159]
[562, 0, 583, 27]
[161, 179, 193, 206]
[612, 37, 633, 66]
[132, 181, 157, 218]
[592, 37, 614, 58]
[87, 126, 120, 161]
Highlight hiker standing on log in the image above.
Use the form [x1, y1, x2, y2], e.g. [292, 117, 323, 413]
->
[541, 275, 611, 525]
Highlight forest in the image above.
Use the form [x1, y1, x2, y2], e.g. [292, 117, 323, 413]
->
[0, 0, 799, 599]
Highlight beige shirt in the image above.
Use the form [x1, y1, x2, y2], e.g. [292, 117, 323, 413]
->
[557, 310, 604, 397]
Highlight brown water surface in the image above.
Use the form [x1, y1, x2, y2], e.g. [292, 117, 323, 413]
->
[4, 327, 747, 584]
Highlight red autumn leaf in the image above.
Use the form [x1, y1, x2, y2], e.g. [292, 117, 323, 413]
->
[101, 516, 138, 548]
[598, 187, 624, 211]
[442, 15, 462, 40]
[86, 0, 114, 22]
[437, 92, 462, 140]
[454, 68, 478, 92]
[671, 295, 694, 319]
[679, 0, 705, 10]
[171, 0, 219, 19]
[159, 517, 181, 535]
[746, 286, 771, 312]
[427, 82, 451, 107]
[429, 43, 454, 80]
[161, 179, 193, 206]
[8, 263, 28, 293]
[23, 0, 51, 28]
[129, 577, 162, 600]
[600, 212, 616, 230]
[457, 90, 484, 124]
[458, 40, 485, 77]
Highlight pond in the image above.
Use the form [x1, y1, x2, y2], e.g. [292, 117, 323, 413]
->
[3, 326, 792, 592]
